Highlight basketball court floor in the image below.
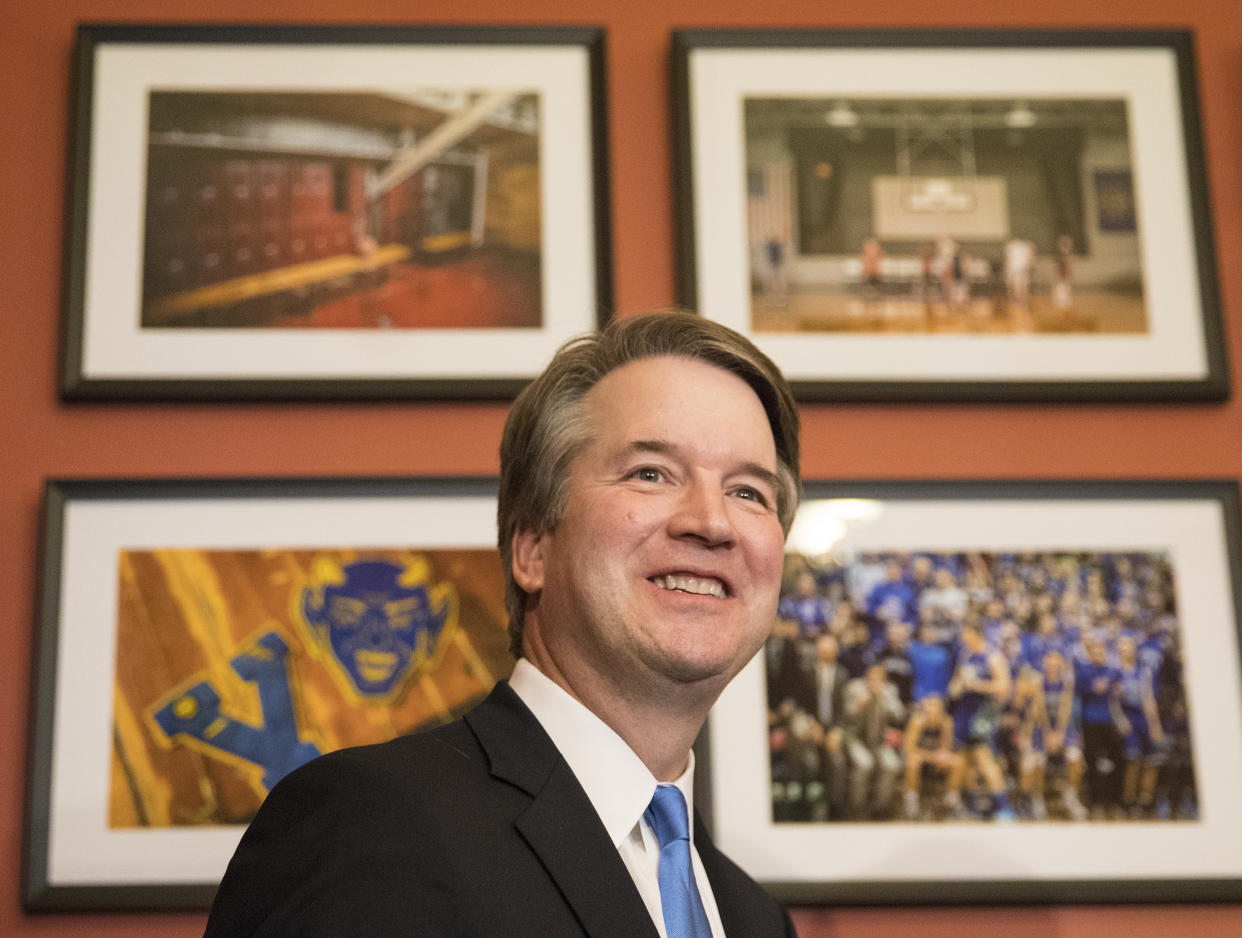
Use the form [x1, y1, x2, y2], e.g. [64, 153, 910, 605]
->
[752, 290, 1147, 335]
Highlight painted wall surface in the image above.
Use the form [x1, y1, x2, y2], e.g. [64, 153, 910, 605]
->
[3, 2, 1242, 936]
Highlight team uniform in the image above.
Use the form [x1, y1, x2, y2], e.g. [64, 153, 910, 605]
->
[866, 579, 917, 629]
[1118, 664, 1160, 761]
[1022, 630, 1070, 674]
[777, 594, 831, 639]
[953, 650, 1002, 752]
[1076, 657, 1124, 813]
[1015, 680, 1050, 819]
[1042, 676, 1082, 755]
[909, 639, 954, 703]
[1003, 238, 1034, 307]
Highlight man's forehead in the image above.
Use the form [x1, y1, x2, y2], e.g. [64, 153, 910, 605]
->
[584, 357, 773, 433]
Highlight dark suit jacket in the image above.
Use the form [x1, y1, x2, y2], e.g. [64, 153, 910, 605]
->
[791, 659, 850, 729]
[203, 681, 795, 937]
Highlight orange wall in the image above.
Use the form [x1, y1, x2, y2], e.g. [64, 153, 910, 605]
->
[3, 2, 1242, 936]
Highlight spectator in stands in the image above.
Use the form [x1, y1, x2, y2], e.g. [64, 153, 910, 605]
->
[841, 664, 906, 820]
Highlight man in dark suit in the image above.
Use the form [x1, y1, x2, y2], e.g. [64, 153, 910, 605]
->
[783, 632, 850, 821]
[204, 312, 801, 937]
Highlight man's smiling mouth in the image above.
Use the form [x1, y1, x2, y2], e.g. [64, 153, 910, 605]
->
[651, 574, 727, 599]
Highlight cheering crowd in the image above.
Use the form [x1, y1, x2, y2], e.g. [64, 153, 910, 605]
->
[766, 551, 1198, 824]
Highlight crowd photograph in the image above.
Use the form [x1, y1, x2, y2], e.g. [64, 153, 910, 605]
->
[766, 549, 1198, 825]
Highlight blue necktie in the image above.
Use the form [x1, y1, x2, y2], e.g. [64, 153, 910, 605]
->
[644, 784, 712, 938]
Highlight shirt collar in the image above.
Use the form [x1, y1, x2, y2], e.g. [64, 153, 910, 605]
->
[508, 658, 697, 847]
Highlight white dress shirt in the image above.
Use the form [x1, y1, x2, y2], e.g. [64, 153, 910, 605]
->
[509, 658, 726, 938]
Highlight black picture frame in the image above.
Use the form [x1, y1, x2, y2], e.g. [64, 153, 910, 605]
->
[696, 479, 1242, 903]
[25, 476, 504, 910]
[62, 24, 611, 401]
[671, 29, 1227, 402]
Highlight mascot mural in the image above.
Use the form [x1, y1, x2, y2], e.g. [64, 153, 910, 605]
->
[115, 548, 510, 829]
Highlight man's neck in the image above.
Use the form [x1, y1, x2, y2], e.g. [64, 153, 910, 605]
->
[520, 638, 715, 782]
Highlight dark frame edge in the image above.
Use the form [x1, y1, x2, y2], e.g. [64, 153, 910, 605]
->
[26, 883, 220, 915]
[771, 875, 1242, 906]
[585, 27, 614, 329]
[70, 21, 606, 47]
[667, 27, 1206, 51]
[669, 32, 699, 313]
[22, 482, 68, 910]
[59, 377, 538, 403]
[788, 378, 1232, 405]
[59, 26, 98, 400]
[1172, 30, 1230, 401]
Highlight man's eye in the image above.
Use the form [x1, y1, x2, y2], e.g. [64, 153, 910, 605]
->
[632, 466, 663, 483]
[734, 486, 770, 506]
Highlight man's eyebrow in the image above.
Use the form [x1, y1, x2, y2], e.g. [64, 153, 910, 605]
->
[627, 439, 675, 456]
[626, 440, 781, 492]
[736, 462, 782, 496]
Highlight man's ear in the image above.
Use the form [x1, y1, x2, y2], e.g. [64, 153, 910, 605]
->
[511, 528, 546, 593]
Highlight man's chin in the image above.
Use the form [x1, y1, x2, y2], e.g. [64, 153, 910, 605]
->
[651, 647, 749, 691]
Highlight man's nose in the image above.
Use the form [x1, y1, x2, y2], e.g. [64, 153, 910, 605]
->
[668, 478, 734, 546]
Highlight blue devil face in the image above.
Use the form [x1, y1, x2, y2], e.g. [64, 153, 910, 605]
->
[301, 559, 451, 697]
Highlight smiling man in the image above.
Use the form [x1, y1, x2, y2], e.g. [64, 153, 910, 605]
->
[204, 312, 801, 938]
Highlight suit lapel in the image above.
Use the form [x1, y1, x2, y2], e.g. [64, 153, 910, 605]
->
[695, 813, 761, 937]
[517, 761, 660, 938]
[466, 683, 660, 938]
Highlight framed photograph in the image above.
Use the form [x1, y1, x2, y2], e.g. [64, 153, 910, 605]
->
[672, 30, 1227, 402]
[25, 477, 509, 910]
[697, 479, 1242, 903]
[62, 24, 610, 400]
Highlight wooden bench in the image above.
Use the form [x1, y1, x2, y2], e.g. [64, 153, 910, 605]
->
[145, 243, 411, 324]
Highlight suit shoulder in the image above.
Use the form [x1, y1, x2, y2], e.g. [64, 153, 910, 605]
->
[274, 716, 485, 795]
[204, 719, 492, 937]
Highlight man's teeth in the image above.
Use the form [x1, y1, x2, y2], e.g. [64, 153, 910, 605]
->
[653, 574, 726, 599]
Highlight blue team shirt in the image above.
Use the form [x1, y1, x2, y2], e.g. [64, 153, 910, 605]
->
[777, 595, 830, 637]
[1076, 659, 1121, 725]
[909, 640, 952, 701]
[1118, 664, 1154, 715]
[866, 580, 917, 624]
[1022, 631, 1069, 672]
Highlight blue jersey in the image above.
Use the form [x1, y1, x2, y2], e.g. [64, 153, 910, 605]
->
[1022, 630, 1068, 672]
[909, 640, 953, 701]
[1119, 664, 1159, 757]
[1043, 676, 1082, 746]
[1076, 659, 1120, 725]
[953, 650, 1001, 747]
[777, 595, 830, 637]
[1138, 634, 1166, 678]
[1118, 664, 1154, 716]
[1020, 691, 1046, 753]
[982, 618, 1005, 650]
[866, 580, 917, 624]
